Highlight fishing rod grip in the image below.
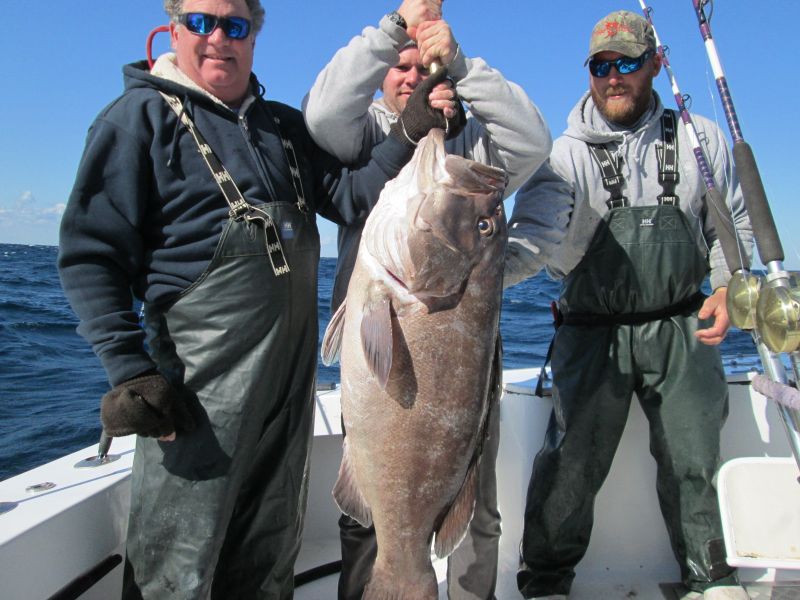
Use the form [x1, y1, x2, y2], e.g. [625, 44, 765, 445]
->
[732, 141, 784, 264]
[704, 186, 750, 274]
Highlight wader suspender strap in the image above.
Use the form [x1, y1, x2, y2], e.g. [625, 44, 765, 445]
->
[587, 109, 681, 210]
[160, 92, 292, 277]
[268, 111, 309, 217]
[587, 143, 627, 209]
[656, 110, 680, 206]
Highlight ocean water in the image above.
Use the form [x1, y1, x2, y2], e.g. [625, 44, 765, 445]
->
[0, 243, 760, 481]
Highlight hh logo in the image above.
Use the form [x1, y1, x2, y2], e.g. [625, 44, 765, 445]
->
[640, 217, 655, 228]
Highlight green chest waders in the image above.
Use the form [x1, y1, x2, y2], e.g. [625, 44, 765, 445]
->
[123, 98, 320, 600]
[518, 111, 737, 597]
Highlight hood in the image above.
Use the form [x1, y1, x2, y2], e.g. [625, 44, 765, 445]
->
[373, 97, 399, 123]
[122, 52, 258, 111]
[563, 89, 664, 146]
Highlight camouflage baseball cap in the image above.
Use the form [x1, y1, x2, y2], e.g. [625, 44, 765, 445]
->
[585, 10, 656, 64]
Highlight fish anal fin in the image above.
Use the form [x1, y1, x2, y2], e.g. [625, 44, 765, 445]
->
[332, 438, 373, 528]
[321, 301, 347, 366]
[360, 289, 393, 389]
[433, 459, 478, 558]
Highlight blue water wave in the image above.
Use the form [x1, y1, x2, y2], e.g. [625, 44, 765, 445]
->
[0, 244, 760, 481]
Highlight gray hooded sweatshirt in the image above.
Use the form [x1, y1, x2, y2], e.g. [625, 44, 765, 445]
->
[505, 90, 752, 291]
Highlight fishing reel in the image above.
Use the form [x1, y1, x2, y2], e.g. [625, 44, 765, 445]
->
[755, 272, 800, 353]
[727, 271, 761, 331]
[728, 270, 800, 353]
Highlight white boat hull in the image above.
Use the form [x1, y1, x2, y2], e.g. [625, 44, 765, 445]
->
[1, 368, 796, 599]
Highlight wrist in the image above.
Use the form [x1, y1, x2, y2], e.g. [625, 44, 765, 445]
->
[387, 10, 407, 30]
[379, 13, 412, 47]
[446, 45, 468, 81]
[390, 118, 419, 148]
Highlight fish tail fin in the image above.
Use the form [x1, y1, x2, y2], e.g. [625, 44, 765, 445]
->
[363, 563, 438, 600]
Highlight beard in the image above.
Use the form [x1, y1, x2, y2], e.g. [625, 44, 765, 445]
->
[591, 82, 653, 127]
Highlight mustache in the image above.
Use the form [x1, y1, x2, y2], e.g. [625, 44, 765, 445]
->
[606, 87, 627, 96]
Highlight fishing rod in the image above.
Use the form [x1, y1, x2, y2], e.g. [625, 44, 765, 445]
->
[636, 1, 800, 463]
[690, 0, 800, 361]
[635, 3, 748, 278]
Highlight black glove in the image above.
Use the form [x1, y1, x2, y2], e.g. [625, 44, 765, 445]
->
[390, 66, 467, 146]
[101, 372, 196, 438]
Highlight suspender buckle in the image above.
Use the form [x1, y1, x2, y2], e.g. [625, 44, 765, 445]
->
[244, 206, 291, 277]
[657, 194, 679, 206]
[228, 199, 251, 220]
[606, 196, 628, 210]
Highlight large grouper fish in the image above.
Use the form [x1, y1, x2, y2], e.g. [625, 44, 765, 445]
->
[321, 128, 508, 599]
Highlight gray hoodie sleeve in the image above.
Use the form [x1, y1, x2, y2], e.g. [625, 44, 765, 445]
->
[444, 54, 551, 196]
[302, 16, 412, 164]
[504, 159, 574, 288]
[302, 15, 551, 198]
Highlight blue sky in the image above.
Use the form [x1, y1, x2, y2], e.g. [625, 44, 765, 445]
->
[1, 1, 797, 268]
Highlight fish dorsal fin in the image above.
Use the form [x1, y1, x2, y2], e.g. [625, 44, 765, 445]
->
[332, 437, 373, 527]
[321, 301, 347, 366]
[433, 458, 478, 558]
[360, 287, 393, 389]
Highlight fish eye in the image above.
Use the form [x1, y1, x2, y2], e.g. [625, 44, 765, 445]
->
[478, 218, 494, 236]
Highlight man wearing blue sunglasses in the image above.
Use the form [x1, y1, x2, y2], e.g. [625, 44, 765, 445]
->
[505, 9, 751, 600]
[58, 1, 460, 598]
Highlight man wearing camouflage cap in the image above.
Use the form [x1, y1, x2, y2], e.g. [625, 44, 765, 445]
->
[504, 10, 752, 599]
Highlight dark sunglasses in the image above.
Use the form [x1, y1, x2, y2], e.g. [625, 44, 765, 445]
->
[588, 50, 654, 78]
[179, 12, 251, 40]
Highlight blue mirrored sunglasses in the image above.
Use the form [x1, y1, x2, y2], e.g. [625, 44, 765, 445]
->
[179, 12, 251, 40]
[588, 50, 654, 78]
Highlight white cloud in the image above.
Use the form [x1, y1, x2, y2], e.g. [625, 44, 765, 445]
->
[15, 190, 35, 208]
[41, 203, 66, 217]
[0, 192, 64, 246]
[0, 191, 64, 225]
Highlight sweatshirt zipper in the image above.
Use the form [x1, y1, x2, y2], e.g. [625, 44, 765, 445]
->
[238, 110, 280, 204]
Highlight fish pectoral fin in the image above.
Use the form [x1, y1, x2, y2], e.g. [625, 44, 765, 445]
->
[321, 301, 347, 366]
[360, 291, 393, 389]
[332, 438, 373, 528]
[433, 459, 478, 559]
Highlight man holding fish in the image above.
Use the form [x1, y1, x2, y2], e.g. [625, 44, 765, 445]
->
[58, 0, 457, 597]
[304, 1, 552, 598]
